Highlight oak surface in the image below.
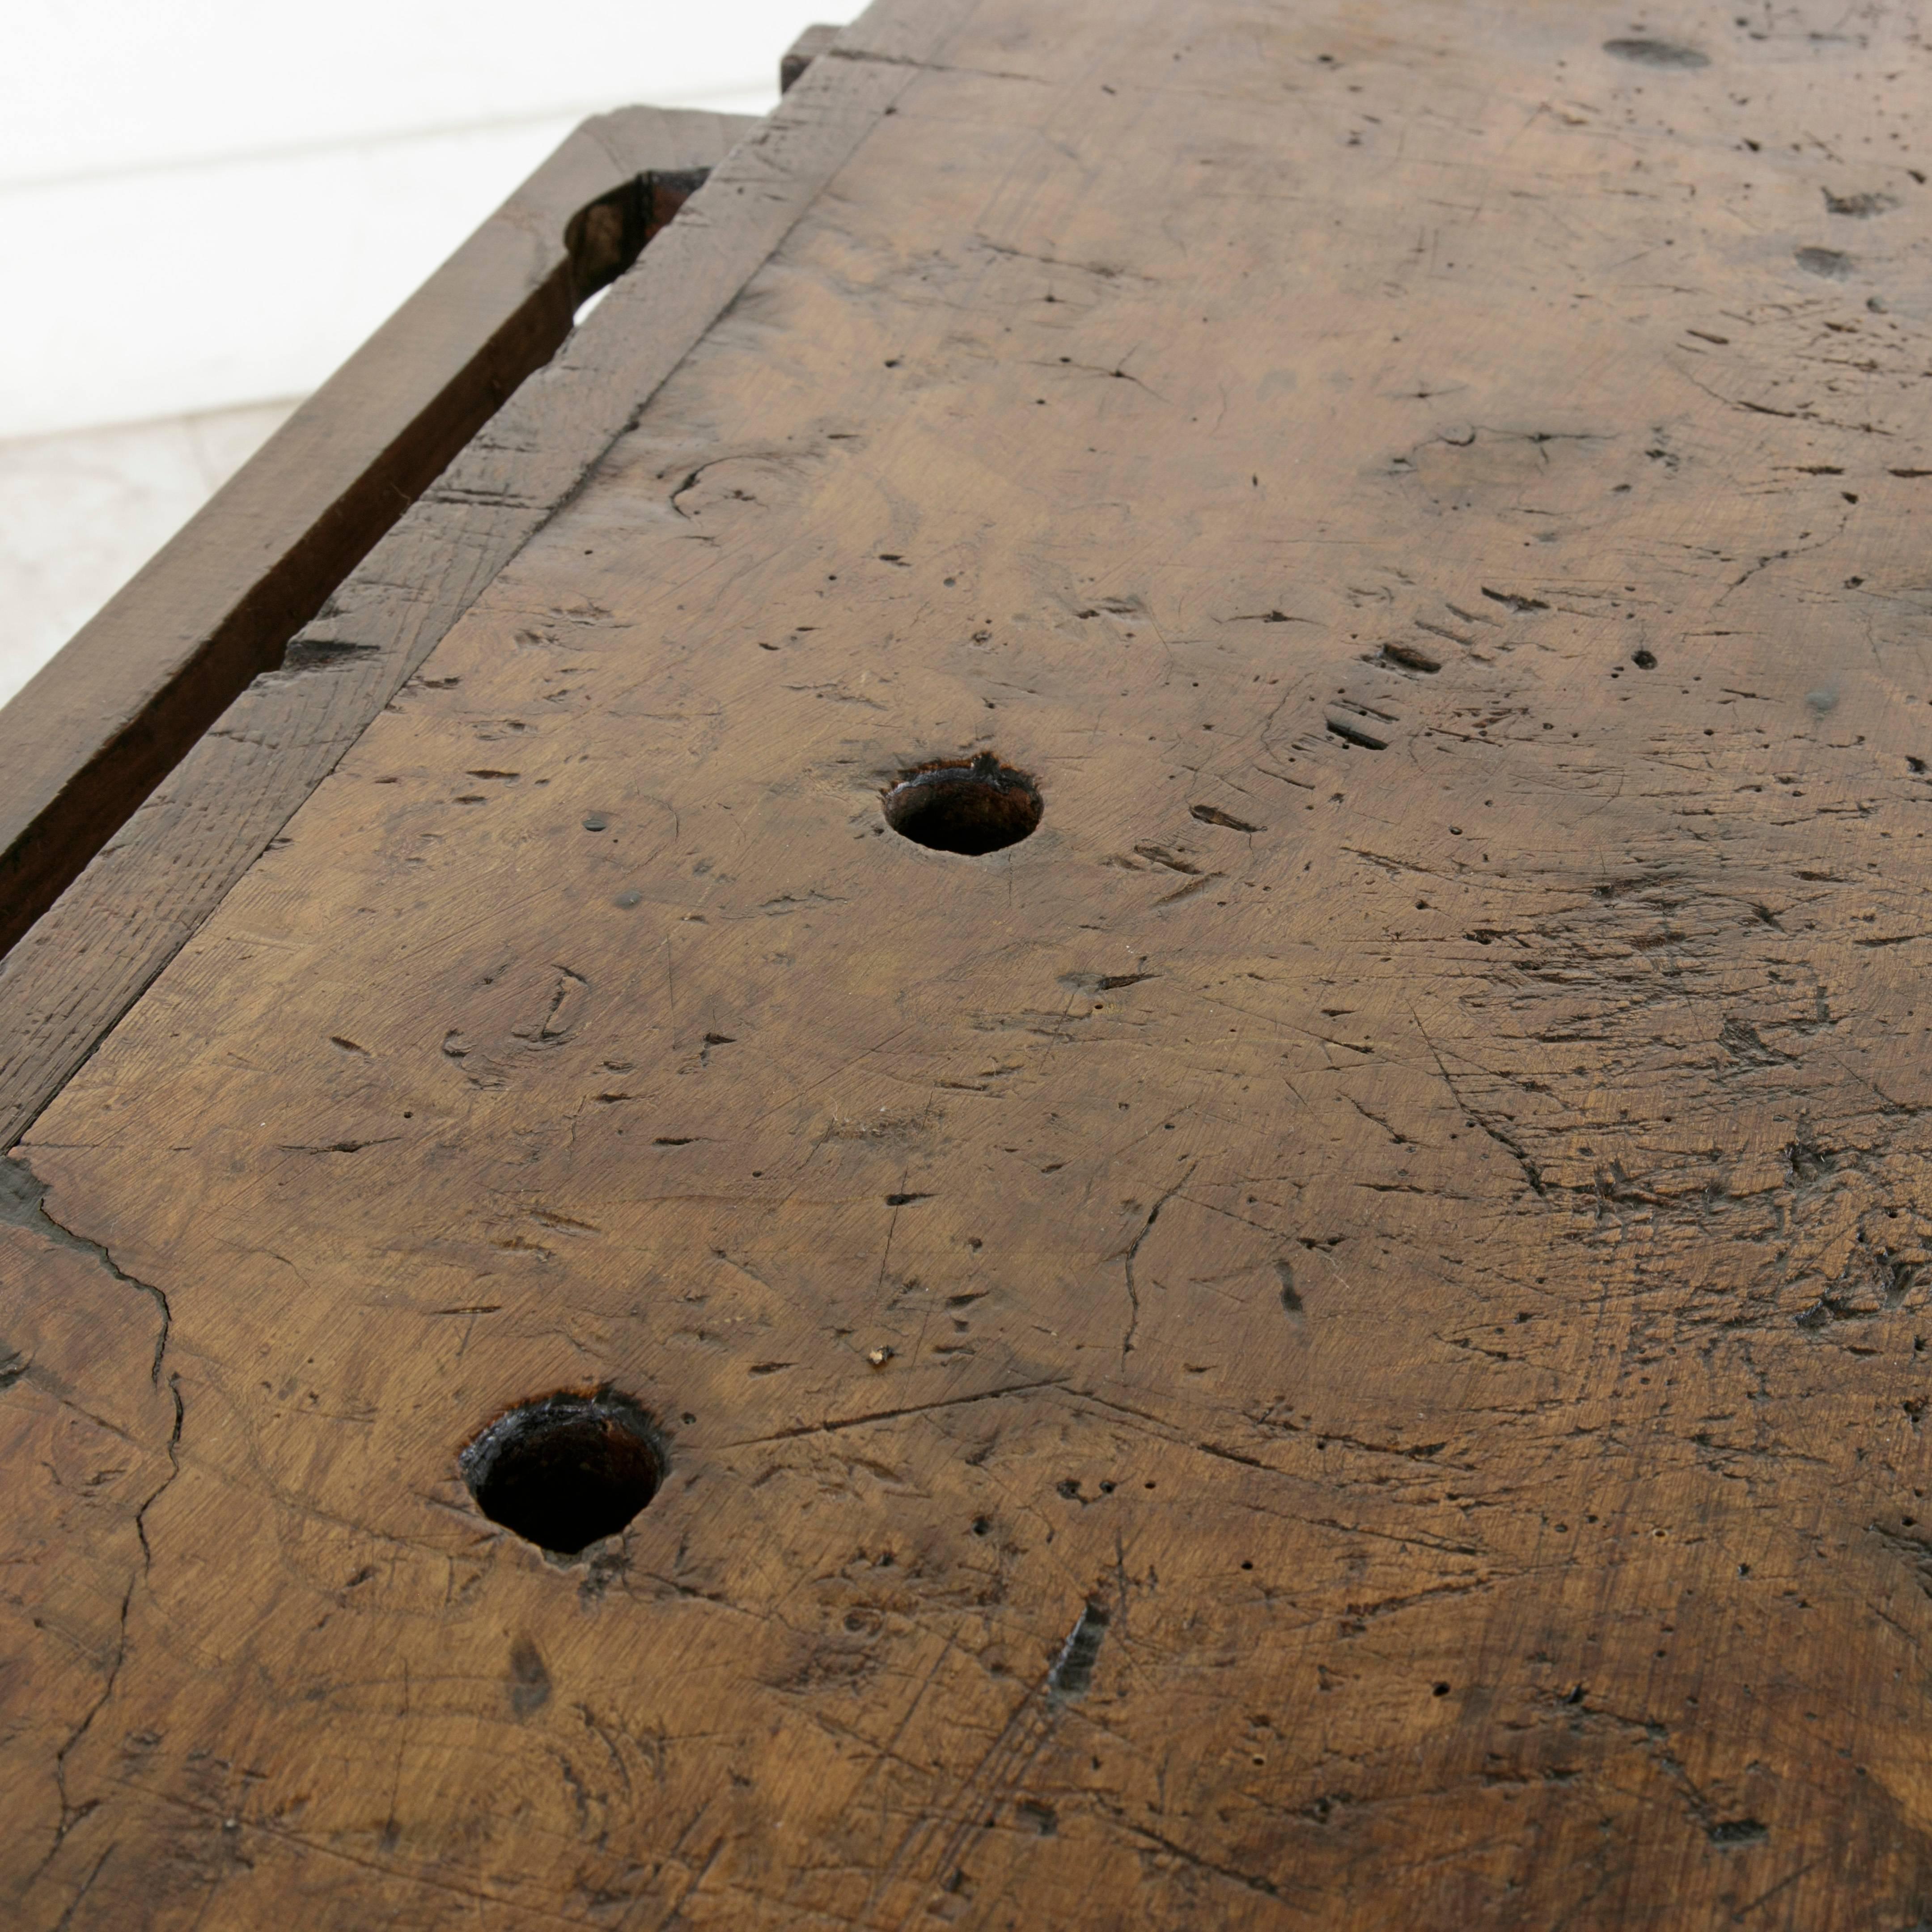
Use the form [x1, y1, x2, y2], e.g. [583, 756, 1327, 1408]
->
[0, 106, 752, 962]
[9, 0, 1932, 1926]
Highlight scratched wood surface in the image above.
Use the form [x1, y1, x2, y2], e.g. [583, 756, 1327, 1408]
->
[8, 0, 1932, 1924]
[0, 106, 751, 963]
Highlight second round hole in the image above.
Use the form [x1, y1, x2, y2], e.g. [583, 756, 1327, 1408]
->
[459, 1389, 665, 1556]
[881, 752, 1042, 855]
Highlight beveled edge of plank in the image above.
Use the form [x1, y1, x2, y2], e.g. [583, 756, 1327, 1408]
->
[782, 22, 844, 92]
[0, 0, 984, 1156]
[0, 104, 757, 962]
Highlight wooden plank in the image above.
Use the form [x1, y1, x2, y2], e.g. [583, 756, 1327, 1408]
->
[0, 16, 968, 1153]
[10, 0, 1932, 1925]
[0, 106, 757, 965]
[782, 23, 843, 93]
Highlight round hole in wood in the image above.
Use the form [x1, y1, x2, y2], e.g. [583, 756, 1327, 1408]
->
[460, 1389, 665, 1556]
[881, 751, 1042, 855]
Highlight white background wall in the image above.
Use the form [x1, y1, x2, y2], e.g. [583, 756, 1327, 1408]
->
[0, 1, 827, 702]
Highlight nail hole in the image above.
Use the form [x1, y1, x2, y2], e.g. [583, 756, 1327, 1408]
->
[881, 751, 1043, 855]
[460, 1388, 665, 1557]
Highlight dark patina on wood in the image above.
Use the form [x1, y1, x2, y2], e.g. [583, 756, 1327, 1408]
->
[6, 1, 1932, 1926]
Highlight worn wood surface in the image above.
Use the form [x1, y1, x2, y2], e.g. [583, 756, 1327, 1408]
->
[0, 106, 753, 964]
[782, 23, 843, 93]
[9, 0, 1932, 1924]
[0, 62, 939, 1153]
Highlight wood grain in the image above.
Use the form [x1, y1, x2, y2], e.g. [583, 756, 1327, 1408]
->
[10, 0, 1932, 1924]
[0, 42, 945, 1152]
[0, 106, 754, 963]
[782, 23, 843, 93]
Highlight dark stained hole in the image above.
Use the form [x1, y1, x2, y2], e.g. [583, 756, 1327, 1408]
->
[881, 751, 1042, 855]
[460, 1388, 665, 1556]
[1603, 37, 1709, 67]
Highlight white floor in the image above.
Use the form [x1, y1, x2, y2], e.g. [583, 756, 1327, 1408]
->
[0, 0, 814, 709]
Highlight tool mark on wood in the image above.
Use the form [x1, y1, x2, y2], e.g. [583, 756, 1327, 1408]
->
[1134, 843, 1199, 873]
[1381, 641, 1441, 673]
[1276, 1258, 1305, 1320]
[1190, 803, 1263, 832]
[1823, 189, 1897, 218]
[1120, 1167, 1196, 1360]
[719, 1377, 1069, 1449]
[1603, 38, 1709, 68]
[1326, 714, 1389, 751]
[1796, 246, 1855, 280]
[1046, 1600, 1110, 1699]
[1155, 871, 1225, 903]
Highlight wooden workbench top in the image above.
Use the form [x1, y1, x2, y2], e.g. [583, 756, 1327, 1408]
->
[7, 0, 1932, 1924]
